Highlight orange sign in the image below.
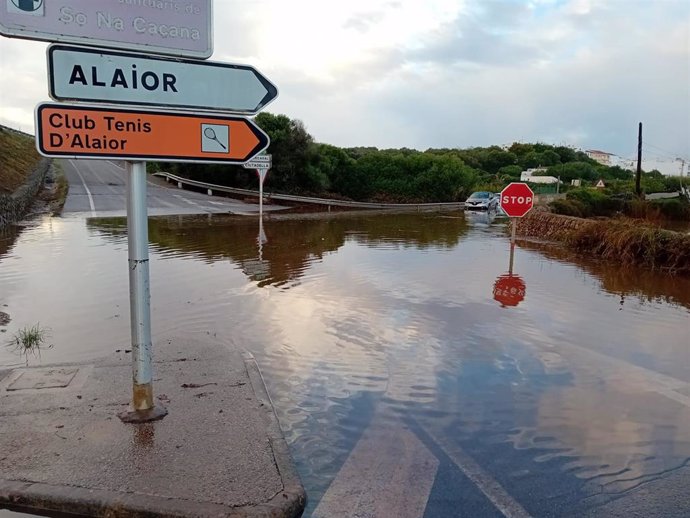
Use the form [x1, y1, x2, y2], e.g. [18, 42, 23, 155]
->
[35, 103, 269, 164]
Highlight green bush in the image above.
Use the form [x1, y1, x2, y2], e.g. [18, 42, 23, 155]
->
[549, 199, 586, 217]
[650, 198, 690, 220]
[565, 188, 625, 217]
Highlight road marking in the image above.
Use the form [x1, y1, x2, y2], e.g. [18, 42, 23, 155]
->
[172, 193, 207, 209]
[420, 424, 533, 518]
[150, 196, 177, 208]
[69, 159, 96, 217]
[313, 414, 439, 518]
[525, 338, 690, 408]
[106, 160, 124, 169]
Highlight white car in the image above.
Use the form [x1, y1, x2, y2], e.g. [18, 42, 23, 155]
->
[465, 191, 498, 211]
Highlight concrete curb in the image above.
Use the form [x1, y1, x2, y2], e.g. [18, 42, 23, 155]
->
[241, 352, 307, 518]
[0, 349, 306, 517]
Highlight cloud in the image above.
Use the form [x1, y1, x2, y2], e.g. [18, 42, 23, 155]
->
[412, 1, 546, 67]
[0, 0, 687, 163]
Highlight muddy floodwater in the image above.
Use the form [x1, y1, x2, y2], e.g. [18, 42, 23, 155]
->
[2, 211, 690, 517]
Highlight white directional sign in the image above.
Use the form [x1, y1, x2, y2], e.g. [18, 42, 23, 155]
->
[1, 0, 212, 58]
[243, 154, 272, 170]
[48, 45, 279, 115]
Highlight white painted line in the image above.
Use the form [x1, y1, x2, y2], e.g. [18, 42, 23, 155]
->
[172, 193, 205, 208]
[106, 160, 125, 170]
[313, 414, 439, 518]
[69, 159, 96, 217]
[151, 197, 177, 208]
[421, 424, 532, 518]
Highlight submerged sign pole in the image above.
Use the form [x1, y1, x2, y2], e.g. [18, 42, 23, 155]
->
[499, 182, 535, 276]
[118, 161, 167, 423]
[508, 219, 514, 273]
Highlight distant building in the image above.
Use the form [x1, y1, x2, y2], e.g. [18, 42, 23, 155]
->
[520, 167, 559, 184]
[586, 149, 615, 166]
[520, 168, 547, 180]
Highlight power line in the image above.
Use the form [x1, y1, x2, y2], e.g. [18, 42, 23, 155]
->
[644, 141, 690, 162]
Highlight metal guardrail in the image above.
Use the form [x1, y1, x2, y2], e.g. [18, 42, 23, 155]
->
[154, 172, 466, 211]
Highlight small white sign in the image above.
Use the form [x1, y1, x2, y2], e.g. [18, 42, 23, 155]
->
[243, 161, 271, 169]
[243, 153, 272, 169]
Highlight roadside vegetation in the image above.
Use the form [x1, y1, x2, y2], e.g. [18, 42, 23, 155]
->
[0, 125, 42, 194]
[156, 113, 688, 213]
[550, 188, 690, 221]
[565, 219, 690, 273]
[518, 211, 690, 274]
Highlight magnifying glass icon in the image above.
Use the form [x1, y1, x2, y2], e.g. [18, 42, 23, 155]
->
[203, 127, 227, 150]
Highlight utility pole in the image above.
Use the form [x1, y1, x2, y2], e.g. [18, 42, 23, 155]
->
[678, 158, 686, 194]
[635, 122, 642, 197]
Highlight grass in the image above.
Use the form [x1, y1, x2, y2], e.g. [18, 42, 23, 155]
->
[53, 163, 69, 212]
[518, 211, 690, 274]
[564, 219, 690, 274]
[0, 125, 42, 194]
[5, 323, 53, 364]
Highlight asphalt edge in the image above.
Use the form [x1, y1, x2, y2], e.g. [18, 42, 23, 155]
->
[241, 351, 307, 518]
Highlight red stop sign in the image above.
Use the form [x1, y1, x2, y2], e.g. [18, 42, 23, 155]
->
[500, 182, 534, 218]
[493, 274, 526, 307]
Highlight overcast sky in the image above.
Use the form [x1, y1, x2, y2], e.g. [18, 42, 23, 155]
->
[1, 0, 688, 173]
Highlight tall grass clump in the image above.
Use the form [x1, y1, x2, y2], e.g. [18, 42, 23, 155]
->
[565, 219, 690, 274]
[5, 323, 53, 364]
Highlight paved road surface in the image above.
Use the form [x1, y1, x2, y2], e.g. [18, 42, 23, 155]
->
[60, 159, 280, 217]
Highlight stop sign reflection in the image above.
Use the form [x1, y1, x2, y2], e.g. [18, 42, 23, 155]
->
[493, 273, 526, 307]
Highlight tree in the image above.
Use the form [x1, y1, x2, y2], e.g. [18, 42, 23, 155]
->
[508, 142, 535, 157]
[546, 161, 598, 183]
[483, 149, 518, 174]
[254, 113, 314, 192]
[498, 165, 523, 180]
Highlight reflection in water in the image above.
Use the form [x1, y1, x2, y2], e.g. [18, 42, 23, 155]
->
[521, 239, 690, 311]
[493, 273, 527, 307]
[88, 212, 469, 288]
[2, 212, 690, 516]
[0, 224, 21, 261]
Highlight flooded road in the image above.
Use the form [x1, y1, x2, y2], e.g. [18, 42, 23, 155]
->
[1, 211, 690, 517]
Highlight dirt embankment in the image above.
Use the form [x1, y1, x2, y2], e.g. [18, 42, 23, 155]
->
[516, 209, 595, 240]
[517, 210, 690, 275]
[0, 125, 66, 226]
[0, 125, 42, 194]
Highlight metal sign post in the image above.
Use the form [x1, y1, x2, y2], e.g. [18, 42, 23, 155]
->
[243, 154, 272, 219]
[118, 161, 167, 423]
[509, 218, 516, 274]
[20, 0, 279, 423]
[257, 168, 269, 218]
